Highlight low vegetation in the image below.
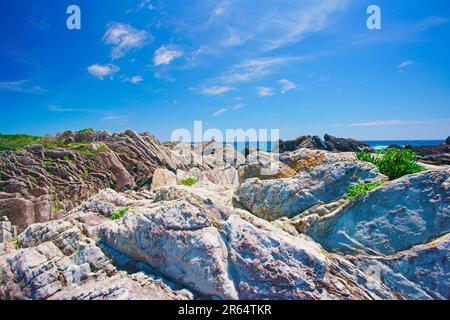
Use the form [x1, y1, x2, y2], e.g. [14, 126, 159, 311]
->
[110, 207, 129, 220]
[347, 181, 383, 200]
[356, 148, 426, 180]
[179, 177, 199, 187]
[0, 134, 41, 151]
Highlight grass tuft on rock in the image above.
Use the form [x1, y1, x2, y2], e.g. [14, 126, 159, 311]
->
[347, 181, 383, 200]
[110, 207, 129, 220]
[356, 148, 426, 180]
[179, 177, 199, 187]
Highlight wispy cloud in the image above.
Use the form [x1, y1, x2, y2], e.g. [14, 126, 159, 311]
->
[309, 73, 331, 82]
[125, 0, 155, 14]
[101, 115, 130, 122]
[257, 86, 275, 97]
[87, 64, 120, 80]
[219, 56, 301, 83]
[0, 80, 46, 94]
[48, 104, 77, 113]
[398, 60, 414, 71]
[263, 0, 348, 49]
[212, 108, 227, 116]
[103, 23, 152, 60]
[233, 103, 244, 110]
[153, 45, 184, 66]
[192, 85, 235, 96]
[122, 75, 144, 84]
[279, 79, 297, 93]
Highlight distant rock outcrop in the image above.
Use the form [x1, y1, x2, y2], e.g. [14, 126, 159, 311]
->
[0, 130, 182, 230]
[278, 135, 326, 153]
[404, 144, 450, 166]
[277, 135, 373, 153]
[324, 134, 373, 153]
[446, 137, 450, 145]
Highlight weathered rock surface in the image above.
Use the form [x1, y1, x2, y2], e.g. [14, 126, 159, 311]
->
[0, 217, 193, 300]
[151, 169, 177, 189]
[1, 182, 449, 300]
[277, 135, 372, 153]
[300, 168, 450, 255]
[324, 134, 373, 153]
[238, 152, 297, 181]
[0, 131, 183, 230]
[278, 135, 326, 153]
[403, 144, 450, 166]
[234, 161, 386, 221]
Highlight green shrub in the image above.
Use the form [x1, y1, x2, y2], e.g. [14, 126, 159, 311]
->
[81, 169, 90, 177]
[63, 155, 71, 161]
[347, 181, 383, 200]
[356, 148, 426, 180]
[110, 207, 129, 220]
[179, 177, 199, 187]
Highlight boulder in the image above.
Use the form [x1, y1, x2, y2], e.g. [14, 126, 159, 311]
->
[234, 161, 385, 221]
[151, 169, 177, 189]
[324, 134, 373, 152]
[278, 136, 326, 153]
[238, 152, 296, 182]
[302, 168, 450, 255]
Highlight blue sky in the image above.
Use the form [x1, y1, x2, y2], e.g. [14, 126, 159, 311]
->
[0, 0, 449, 140]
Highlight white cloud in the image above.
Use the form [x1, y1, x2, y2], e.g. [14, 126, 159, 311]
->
[103, 23, 151, 60]
[220, 56, 300, 83]
[0, 80, 46, 94]
[122, 75, 144, 84]
[257, 86, 275, 97]
[212, 108, 227, 117]
[309, 73, 331, 82]
[223, 28, 252, 47]
[87, 64, 120, 80]
[398, 60, 414, 70]
[48, 104, 77, 113]
[279, 79, 296, 93]
[101, 115, 129, 122]
[153, 45, 184, 66]
[126, 0, 155, 14]
[193, 85, 235, 96]
[233, 104, 244, 110]
[264, 0, 348, 49]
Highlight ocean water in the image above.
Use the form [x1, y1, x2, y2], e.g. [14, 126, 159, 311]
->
[221, 140, 445, 154]
[365, 140, 445, 151]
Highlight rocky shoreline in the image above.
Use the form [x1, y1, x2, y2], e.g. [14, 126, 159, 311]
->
[0, 130, 449, 300]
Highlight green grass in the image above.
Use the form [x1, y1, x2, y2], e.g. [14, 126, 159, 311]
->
[347, 181, 383, 200]
[81, 169, 90, 177]
[10, 237, 21, 250]
[77, 128, 95, 134]
[0, 134, 41, 151]
[63, 155, 71, 161]
[110, 207, 129, 220]
[95, 144, 110, 153]
[356, 148, 426, 180]
[179, 177, 199, 187]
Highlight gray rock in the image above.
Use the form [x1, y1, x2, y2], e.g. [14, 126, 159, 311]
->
[234, 161, 385, 221]
[303, 168, 450, 255]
